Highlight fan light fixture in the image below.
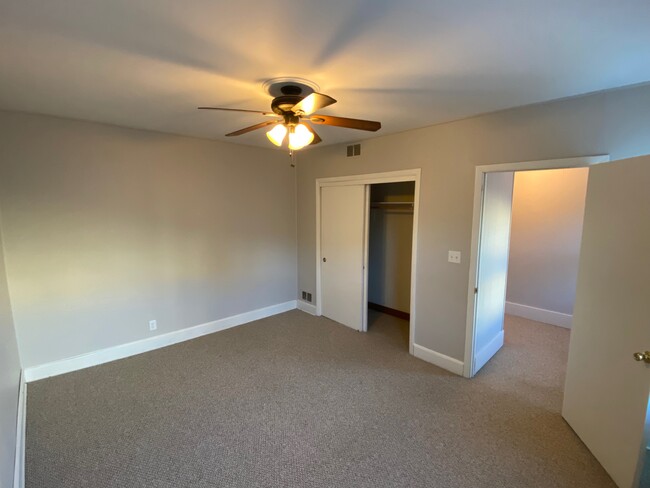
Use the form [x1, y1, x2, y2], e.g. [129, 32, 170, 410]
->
[199, 82, 382, 151]
[266, 123, 314, 150]
[266, 124, 287, 146]
[289, 124, 314, 150]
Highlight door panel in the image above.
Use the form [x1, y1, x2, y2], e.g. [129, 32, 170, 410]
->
[473, 171, 514, 374]
[562, 156, 650, 488]
[321, 185, 367, 330]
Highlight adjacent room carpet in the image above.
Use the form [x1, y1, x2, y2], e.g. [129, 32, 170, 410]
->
[26, 311, 616, 487]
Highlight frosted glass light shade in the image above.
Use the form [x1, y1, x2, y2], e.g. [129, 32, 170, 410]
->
[288, 123, 315, 150]
[266, 124, 287, 146]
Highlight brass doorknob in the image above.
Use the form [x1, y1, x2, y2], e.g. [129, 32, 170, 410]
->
[633, 351, 650, 363]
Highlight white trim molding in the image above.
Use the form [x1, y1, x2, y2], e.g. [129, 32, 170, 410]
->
[296, 300, 317, 315]
[13, 371, 26, 488]
[24, 300, 297, 382]
[413, 344, 464, 376]
[505, 302, 572, 329]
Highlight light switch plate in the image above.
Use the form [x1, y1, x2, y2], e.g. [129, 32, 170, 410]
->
[448, 251, 461, 264]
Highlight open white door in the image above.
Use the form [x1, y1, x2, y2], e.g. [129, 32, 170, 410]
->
[473, 171, 514, 375]
[321, 185, 367, 331]
[562, 155, 650, 488]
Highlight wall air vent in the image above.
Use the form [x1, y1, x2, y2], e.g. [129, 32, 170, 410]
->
[346, 144, 361, 157]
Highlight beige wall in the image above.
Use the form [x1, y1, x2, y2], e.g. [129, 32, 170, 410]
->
[0, 212, 21, 488]
[0, 111, 297, 368]
[297, 83, 650, 361]
[507, 168, 589, 315]
[368, 182, 414, 313]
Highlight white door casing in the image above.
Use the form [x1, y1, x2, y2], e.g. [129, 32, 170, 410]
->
[320, 185, 367, 330]
[562, 155, 650, 488]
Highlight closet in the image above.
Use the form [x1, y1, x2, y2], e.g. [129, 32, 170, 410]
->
[367, 182, 415, 330]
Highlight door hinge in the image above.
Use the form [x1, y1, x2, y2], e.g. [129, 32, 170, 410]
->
[474, 287, 478, 294]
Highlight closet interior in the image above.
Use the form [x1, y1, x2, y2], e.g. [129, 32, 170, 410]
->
[367, 181, 415, 339]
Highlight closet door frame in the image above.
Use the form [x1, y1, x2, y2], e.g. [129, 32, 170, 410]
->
[316, 169, 421, 353]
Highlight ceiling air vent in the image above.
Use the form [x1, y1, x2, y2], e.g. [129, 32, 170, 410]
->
[346, 144, 361, 157]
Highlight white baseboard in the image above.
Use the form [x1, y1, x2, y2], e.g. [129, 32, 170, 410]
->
[474, 330, 505, 374]
[24, 300, 297, 382]
[413, 343, 464, 376]
[13, 371, 26, 488]
[296, 300, 317, 315]
[505, 301, 572, 328]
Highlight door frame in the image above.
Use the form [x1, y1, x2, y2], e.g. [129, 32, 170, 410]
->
[463, 155, 610, 378]
[316, 169, 421, 353]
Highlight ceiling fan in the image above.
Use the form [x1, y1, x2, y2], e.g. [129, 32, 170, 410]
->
[198, 82, 381, 151]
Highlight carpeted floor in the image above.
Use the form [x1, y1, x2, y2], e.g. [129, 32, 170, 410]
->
[26, 311, 617, 487]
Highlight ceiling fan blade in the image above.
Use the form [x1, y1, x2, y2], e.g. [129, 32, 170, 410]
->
[226, 120, 277, 137]
[308, 114, 381, 132]
[291, 93, 336, 116]
[303, 123, 322, 145]
[198, 107, 276, 117]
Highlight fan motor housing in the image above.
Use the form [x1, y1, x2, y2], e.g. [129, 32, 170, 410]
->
[271, 95, 304, 115]
[264, 77, 320, 115]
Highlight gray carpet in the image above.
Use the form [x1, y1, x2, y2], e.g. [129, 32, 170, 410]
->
[26, 311, 616, 487]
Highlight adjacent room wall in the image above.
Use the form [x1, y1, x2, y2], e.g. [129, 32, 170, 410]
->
[506, 168, 589, 322]
[368, 182, 414, 314]
[297, 83, 650, 363]
[0, 211, 22, 488]
[0, 111, 297, 369]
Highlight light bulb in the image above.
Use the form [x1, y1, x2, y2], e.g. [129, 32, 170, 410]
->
[266, 124, 287, 146]
[288, 123, 315, 150]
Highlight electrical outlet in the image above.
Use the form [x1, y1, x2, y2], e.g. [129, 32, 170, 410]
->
[149, 319, 157, 331]
[448, 251, 461, 264]
[302, 291, 307, 300]
[306, 293, 312, 302]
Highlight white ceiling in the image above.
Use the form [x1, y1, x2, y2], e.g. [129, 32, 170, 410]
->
[1, 0, 650, 148]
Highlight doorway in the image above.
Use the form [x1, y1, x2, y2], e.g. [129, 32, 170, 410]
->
[463, 155, 609, 377]
[467, 166, 590, 375]
[316, 169, 421, 353]
[367, 182, 415, 348]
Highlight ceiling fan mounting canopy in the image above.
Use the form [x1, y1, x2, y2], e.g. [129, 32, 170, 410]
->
[279, 84, 303, 96]
[198, 77, 381, 150]
[262, 77, 319, 98]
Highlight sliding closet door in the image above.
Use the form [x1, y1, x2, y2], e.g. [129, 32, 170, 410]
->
[320, 185, 367, 331]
